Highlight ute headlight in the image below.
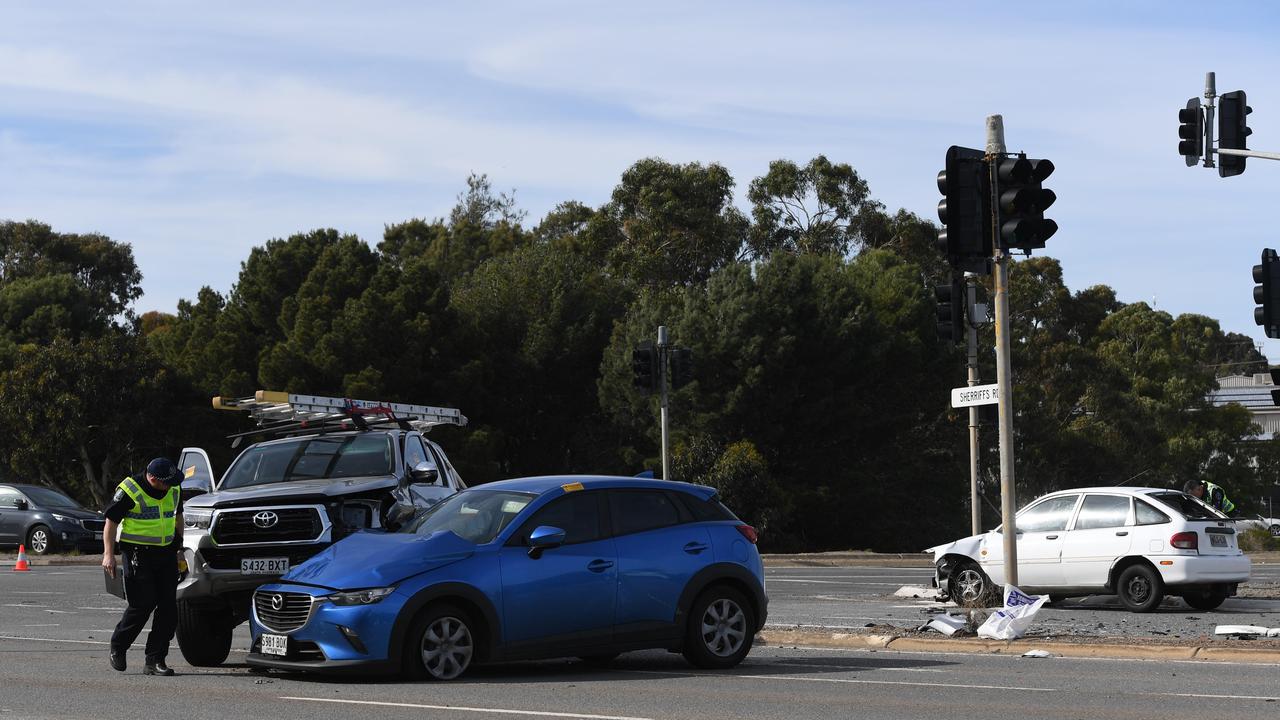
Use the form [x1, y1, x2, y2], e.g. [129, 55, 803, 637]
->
[327, 587, 396, 606]
[184, 510, 213, 530]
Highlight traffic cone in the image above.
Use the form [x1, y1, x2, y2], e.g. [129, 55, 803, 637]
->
[13, 544, 30, 571]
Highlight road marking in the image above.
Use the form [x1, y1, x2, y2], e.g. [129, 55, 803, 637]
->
[616, 668, 1055, 692]
[1152, 692, 1280, 701]
[12, 591, 60, 595]
[759, 661, 948, 674]
[15, 624, 59, 627]
[0, 635, 245, 652]
[77, 607, 124, 611]
[280, 697, 655, 720]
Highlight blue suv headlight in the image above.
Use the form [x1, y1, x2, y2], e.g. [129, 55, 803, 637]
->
[325, 587, 396, 606]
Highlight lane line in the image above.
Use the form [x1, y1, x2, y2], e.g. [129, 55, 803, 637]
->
[12, 591, 60, 595]
[77, 607, 124, 611]
[616, 668, 1056, 692]
[280, 697, 655, 720]
[1151, 692, 1280, 701]
[0, 635, 246, 652]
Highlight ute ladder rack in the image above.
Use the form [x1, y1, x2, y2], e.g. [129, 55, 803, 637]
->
[213, 390, 466, 445]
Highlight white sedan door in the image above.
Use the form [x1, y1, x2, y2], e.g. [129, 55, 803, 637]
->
[982, 494, 1079, 588]
[1059, 494, 1133, 588]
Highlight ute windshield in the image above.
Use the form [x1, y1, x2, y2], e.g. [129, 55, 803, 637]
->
[1147, 491, 1230, 521]
[399, 490, 534, 545]
[221, 434, 394, 490]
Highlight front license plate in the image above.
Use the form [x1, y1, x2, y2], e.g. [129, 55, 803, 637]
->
[1210, 534, 1228, 548]
[241, 557, 289, 575]
[93, 532, 103, 540]
[261, 633, 288, 656]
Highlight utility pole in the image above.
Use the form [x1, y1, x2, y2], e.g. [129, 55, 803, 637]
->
[966, 275, 982, 536]
[987, 115, 1019, 587]
[658, 325, 670, 480]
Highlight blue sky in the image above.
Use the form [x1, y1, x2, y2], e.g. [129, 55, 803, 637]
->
[2, 1, 1279, 360]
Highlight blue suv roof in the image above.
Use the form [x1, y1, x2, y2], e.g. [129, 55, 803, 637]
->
[478, 475, 718, 500]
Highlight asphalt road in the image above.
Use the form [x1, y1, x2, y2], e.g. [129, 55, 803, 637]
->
[4, 566, 1280, 719]
[768, 564, 1280, 639]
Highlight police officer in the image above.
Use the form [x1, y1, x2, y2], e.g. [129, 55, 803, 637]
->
[1183, 479, 1237, 516]
[101, 458, 184, 676]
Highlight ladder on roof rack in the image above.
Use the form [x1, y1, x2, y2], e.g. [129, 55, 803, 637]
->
[212, 390, 466, 443]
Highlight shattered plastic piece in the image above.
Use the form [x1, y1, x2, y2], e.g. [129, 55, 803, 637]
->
[894, 585, 944, 600]
[924, 613, 967, 636]
[1214, 625, 1271, 637]
[1022, 649, 1052, 658]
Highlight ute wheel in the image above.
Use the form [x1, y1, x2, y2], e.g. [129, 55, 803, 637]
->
[682, 586, 755, 669]
[405, 604, 476, 681]
[1182, 586, 1229, 611]
[177, 600, 233, 666]
[948, 561, 997, 608]
[27, 525, 54, 555]
[1117, 564, 1164, 613]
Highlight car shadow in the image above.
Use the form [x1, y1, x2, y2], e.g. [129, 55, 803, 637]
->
[263, 648, 958, 686]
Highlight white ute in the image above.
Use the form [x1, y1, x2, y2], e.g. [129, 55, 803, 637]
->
[927, 487, 1251, 612]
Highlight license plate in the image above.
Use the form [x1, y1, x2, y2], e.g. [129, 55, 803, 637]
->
[94, 532, 103, 540]
[241, 557, 289, 575]
[1210, 534, 1228, 548]
[261, 633, 288, 656]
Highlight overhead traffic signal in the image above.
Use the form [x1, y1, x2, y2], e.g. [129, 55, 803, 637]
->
[670, 347, 693, 389]
[1178, 97, 1203, 166]
[1254, 248, 1280, 339]
[1219, 90, 1252, 178]
[994, 154, 1057, 253]
[631, 342, 657, 394]
[934, 273, 965, 344]
[936, 145, 990, 274]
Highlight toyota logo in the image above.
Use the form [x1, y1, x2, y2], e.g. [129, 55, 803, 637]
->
[270, 594, 283, 611]
[253, 511, 279, 528]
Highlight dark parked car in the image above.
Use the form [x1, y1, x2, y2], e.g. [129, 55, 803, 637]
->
[0, 483, 105, 555]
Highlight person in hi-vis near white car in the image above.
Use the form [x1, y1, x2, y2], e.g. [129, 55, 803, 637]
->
[101, 458, 184, 676]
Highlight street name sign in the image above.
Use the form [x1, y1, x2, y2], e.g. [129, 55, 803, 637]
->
[951, 383, 1000, 408]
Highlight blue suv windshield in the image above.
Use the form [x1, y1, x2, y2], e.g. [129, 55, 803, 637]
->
[400, 490, 534, 544]
[221, 434, 394, 490]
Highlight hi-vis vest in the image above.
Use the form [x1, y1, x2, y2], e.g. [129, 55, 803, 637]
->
[1204, 481, 1236, 514]
[117, 476, 179, 546]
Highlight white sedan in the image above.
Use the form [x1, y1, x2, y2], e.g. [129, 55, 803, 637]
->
[1236, 514, 1280, 537]
[927, 487, 1251, 612]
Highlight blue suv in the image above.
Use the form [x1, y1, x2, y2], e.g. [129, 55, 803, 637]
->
[246, 476, 766, 679]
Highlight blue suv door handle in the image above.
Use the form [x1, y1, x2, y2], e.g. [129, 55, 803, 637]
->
[587, 559, 614, 572]
[683, 542, 709, 554]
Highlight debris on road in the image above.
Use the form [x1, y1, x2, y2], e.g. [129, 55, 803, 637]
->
[921, 613, 967, 636]
[978, 585, 1048, 640]
[1021, 649, 1052, 658]
[1215, 625, 1280, 638]
[894, 585, 944, 600]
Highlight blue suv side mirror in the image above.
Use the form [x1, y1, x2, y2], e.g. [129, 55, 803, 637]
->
[527, 525, 566, 559]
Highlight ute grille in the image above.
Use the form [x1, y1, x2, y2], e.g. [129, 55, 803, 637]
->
[254, 590, 314, 633]
[212, 507, 322, 544]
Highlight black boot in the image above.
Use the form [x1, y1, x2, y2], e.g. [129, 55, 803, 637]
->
[109, 650, 126, 672]
[143, 661, 174, 676]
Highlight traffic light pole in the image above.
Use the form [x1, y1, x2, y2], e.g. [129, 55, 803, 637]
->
[987, 115, 1019, 587]
[1203, 72, 1216, 169]
[658, 325, 670, 481]
[966, 276, 981, 537]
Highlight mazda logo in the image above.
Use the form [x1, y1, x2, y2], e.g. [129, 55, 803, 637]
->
[253, 511, 279, 528]
[270, 594, 283, 611]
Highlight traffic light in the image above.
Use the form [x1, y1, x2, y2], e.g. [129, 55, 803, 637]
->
[1219, 90, 1252, 178]
[1254, 248, 1280, 339]
[670, 347, 693, 389]
[1178, 97, 1203, 166]
[934, 273, 964, 344]
[936, 145, 991, 274]
[631, 342, 657, 394]
[995, 154, 1057, 253]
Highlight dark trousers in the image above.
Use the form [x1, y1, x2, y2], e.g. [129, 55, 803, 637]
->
[110, 543, 178, 663]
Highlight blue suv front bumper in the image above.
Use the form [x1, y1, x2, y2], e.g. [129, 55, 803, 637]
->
[245, 583, 407, 674]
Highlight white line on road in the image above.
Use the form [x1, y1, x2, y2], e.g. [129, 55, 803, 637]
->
[12, 591, 60, 595]
[616, 668, 1055, 692]
[0, 634, 247, 652]
[15, 624, 59, 627]
[1152, 692, 1280, 701]
[280, 697, 655, 720]
[78, 607, 124, 611]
